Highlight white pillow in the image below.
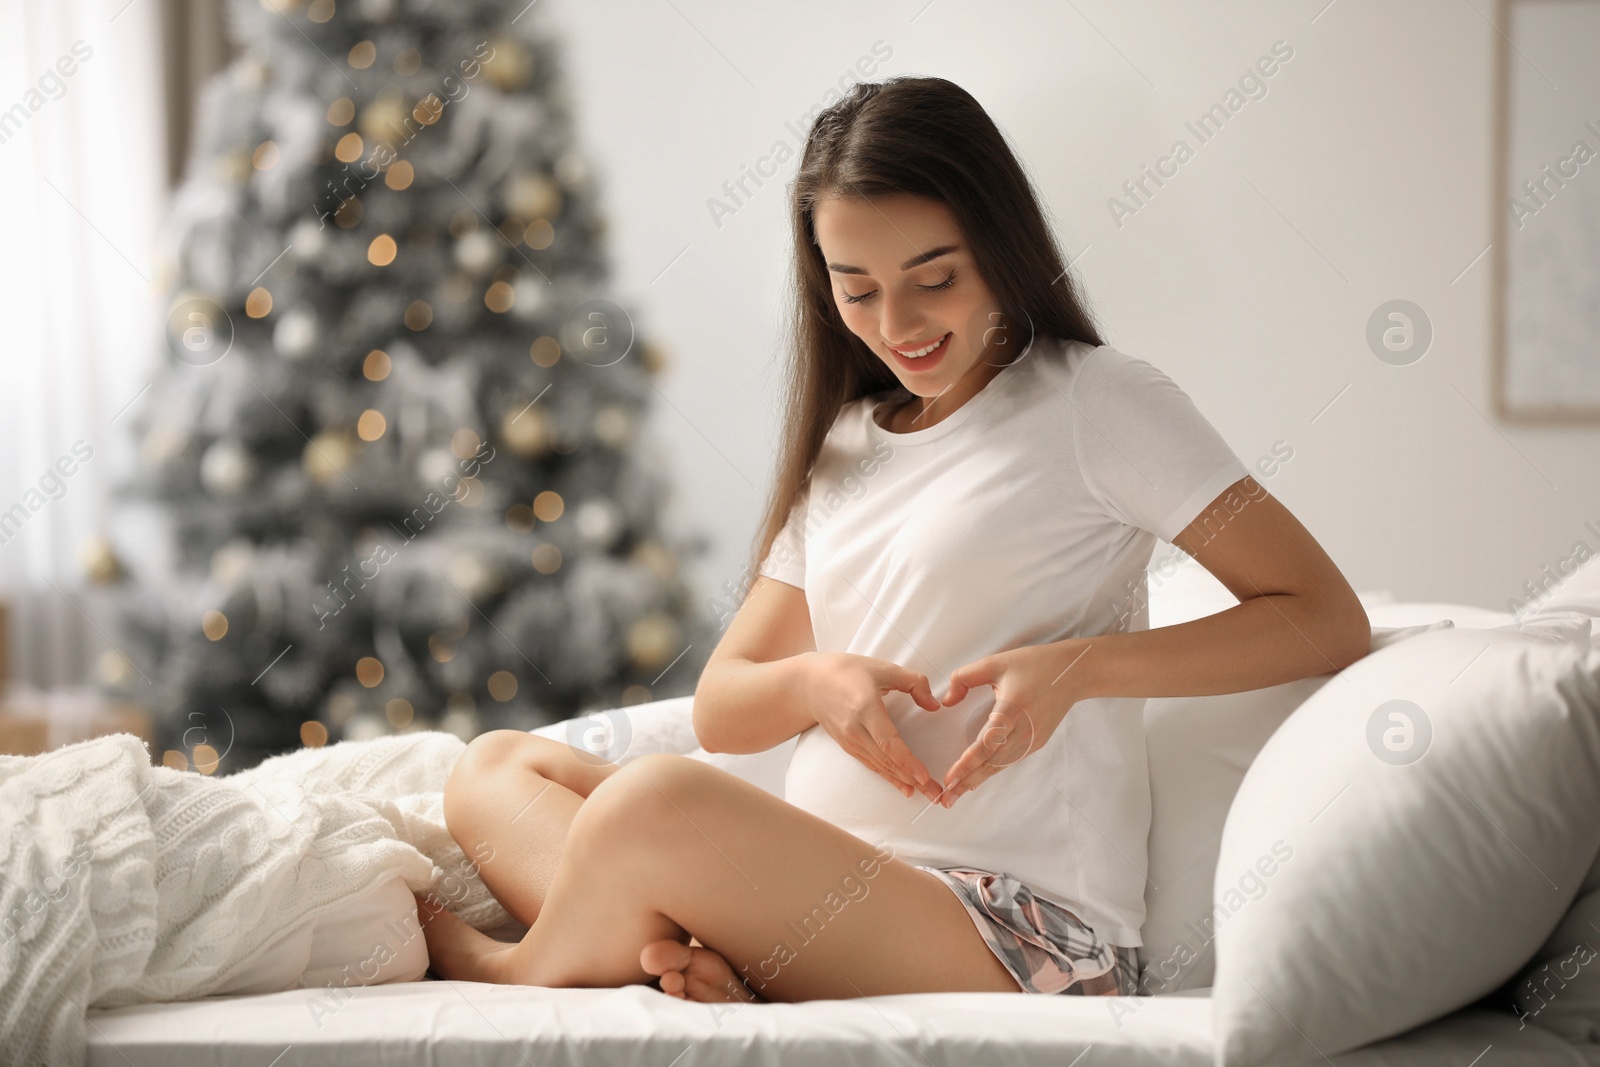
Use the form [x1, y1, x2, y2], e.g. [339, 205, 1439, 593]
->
[1210, 627, 1600, 1065]
[1139, 618, 1454, 995]
[1519, 549, 1600, 647]
[1505, 548, 1600, 1038]
[530, 695, 700, 759]
[210, 872, 427, 996]
[530, 695, 793, 796]
[1509, 843, 1600, 1041]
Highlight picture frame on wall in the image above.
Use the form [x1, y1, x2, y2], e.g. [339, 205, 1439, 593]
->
[1492, 0, 1600, 422]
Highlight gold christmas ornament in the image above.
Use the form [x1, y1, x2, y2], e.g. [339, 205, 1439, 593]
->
[529, 335, 560, 367]
[533, 490, 563, 521]
[487, 670, 517, 701]
[192, 743, 221, 774]
[212, 147, 252, 185]
[505, 503, 535, 532]
[592, 404, 632, 449]
[140, 424, 190, 468]
[210, 540, 255, 586]
[640, 339, 668, 375]
[385, 698, 414, 729]
[500, 403, 549, 457]
[402, 298, 432, 330]
[522, 219, 554, 250]
[480, 36, 534, 90]
[98, 649, 132, 685]
[531, 542, 561, 574]
[356, 656, 384, 687]
[449, 554, 499, 600]
[335, 132, 364, 163]
[627, 614, 681, 671]
[503, 171, 561, 221]
[360, 92, 408, 145]
[631, 539, 678, 582]
[303, 430, 356, 486]
[79, 535, 126, 584]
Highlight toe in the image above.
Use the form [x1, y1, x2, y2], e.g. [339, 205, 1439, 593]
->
[682, 946, 754, 1003]
[639, 939, 694, 978]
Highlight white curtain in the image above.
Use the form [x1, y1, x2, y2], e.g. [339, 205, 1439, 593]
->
[0, 1, 169, 688]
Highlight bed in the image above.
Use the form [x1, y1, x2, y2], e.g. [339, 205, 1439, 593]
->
[83, 980, 1598, 1067]
[71, 552, 1600, 1067]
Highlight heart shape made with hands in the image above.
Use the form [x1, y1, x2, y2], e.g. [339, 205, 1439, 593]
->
[935, 690, 1040, 808]
[881, 684, 1040, 810]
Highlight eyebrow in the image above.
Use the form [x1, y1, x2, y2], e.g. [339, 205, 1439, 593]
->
[826, 244, 960, 276]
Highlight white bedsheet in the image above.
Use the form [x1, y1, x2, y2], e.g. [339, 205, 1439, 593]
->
[85, 982, 1593, 1067]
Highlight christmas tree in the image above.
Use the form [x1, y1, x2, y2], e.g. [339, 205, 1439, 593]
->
[101, 0, 714, 775]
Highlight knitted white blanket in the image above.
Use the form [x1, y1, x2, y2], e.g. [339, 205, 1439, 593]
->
[0, 729, 517, 1067]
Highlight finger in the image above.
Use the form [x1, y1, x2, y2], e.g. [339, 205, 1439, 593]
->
[942, 758, 1002, 807]
[942, 661, 992, 706]
[941, 741, 989, 795]
[845, 733, 917, 796]
[861, 712, 933, 792]
[904, 672, 941, 712]
[879, 730, 940, 800]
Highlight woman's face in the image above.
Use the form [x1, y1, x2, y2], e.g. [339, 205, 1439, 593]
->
[814, 192, 1006, 408]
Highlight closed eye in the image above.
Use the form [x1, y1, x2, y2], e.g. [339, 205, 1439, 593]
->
[840, 270, 958, 305]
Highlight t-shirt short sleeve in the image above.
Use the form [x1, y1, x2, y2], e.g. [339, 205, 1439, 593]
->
[757, 497, 806, 589]
[1070, 347, 1251, 544]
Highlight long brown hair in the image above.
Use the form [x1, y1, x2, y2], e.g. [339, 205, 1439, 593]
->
[747, 75, 1105, 598]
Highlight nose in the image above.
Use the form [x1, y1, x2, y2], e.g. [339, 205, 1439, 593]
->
[877, 291, 925, 348]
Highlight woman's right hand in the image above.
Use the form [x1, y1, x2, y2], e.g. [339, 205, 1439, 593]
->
[800, 652, 943, 802]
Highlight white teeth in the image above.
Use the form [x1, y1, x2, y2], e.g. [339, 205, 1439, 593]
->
[897, 333, 948, 359]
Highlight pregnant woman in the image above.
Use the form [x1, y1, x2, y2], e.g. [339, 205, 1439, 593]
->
[417, 74, 1370, 1003]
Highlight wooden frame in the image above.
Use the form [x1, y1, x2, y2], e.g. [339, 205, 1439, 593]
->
[1491, 0, 1600, 423]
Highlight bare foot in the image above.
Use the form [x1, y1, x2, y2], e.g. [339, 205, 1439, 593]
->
[639, 938, 763, 1003]
[415, 893, 518, 984]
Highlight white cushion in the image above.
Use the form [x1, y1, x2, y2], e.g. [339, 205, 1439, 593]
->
[1519, 548, 1600, 648]
[210, 873, 427, 996]
[1510, 844, 1600, 1041]
[1506, 548, 1600, 1038]
[530, 695, 793, 796]
[1139, 616, 1456, 995]
[1210, 626, 1600, 1065]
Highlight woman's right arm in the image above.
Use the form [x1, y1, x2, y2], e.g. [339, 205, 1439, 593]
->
[693, 576, 820, 755]
[693, 577, 942, 800]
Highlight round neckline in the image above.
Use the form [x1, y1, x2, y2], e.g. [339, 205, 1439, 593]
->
[865, 351, 1033, 445]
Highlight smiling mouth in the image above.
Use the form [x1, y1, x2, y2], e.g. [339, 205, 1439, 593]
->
[888, 332, 952, 359]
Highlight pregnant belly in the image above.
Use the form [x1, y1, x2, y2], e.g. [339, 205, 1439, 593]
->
[781, 705, 1001, 861]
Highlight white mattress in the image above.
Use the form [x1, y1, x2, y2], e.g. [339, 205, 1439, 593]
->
[85, 981, 1595, 1066]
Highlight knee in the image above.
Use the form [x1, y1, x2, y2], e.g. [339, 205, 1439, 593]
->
[444, 730, 541, 829]
[565, 753, 709, 858]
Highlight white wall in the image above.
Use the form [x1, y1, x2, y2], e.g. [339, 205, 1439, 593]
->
[545, 0, 1599, 616]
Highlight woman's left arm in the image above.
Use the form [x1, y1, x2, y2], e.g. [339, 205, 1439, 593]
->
[1076, 476, 1371, 697]
[936, 477, 1371, 804]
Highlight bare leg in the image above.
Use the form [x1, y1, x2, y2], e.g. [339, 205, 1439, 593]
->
[427, 732, 746, 998]
[438, 730, 621, 926]
[427, 752, 1024, 1001]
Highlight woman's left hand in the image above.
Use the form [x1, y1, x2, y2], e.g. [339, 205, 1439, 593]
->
[935, 638, 1096, 807]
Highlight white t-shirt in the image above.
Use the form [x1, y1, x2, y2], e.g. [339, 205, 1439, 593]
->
[756, 337, 1249, 947]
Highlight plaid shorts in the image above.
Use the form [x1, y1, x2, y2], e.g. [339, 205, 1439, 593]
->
[919, 865, 1140, 996]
